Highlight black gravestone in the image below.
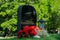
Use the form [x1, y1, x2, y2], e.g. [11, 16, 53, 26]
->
[17, 5, 37, 31]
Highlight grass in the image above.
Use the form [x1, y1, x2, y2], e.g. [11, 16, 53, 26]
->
[0, 34, 60, 40]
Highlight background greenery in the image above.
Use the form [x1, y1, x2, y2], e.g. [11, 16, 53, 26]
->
[0, 0, 60, 32]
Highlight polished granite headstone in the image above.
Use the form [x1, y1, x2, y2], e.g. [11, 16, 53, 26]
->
[17, 5, 37, 31]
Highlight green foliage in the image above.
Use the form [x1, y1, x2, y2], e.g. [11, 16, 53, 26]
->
[0, 0, 60, 32]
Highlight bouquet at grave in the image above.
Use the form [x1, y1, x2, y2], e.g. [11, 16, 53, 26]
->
[17, 26, 37, 38]
[35, 27, 49, 37]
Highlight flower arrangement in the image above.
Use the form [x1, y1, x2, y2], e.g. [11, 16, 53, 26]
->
[17, 25, 37, 38]
[17, 25, 49, 38]
[35, 27, 49, 37]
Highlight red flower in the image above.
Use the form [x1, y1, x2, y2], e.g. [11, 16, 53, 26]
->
[17, 25, 37, 38]
[30, 30, 37, 36]
[22, 32, 29, 37]
[23, 26, 29, 31]
[24, 32, 29, 37]
[29, 26, 36, 31]
[17, 30, 23, 38]
[29, 26, 37, 36]
[18, 30, 23, 35]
